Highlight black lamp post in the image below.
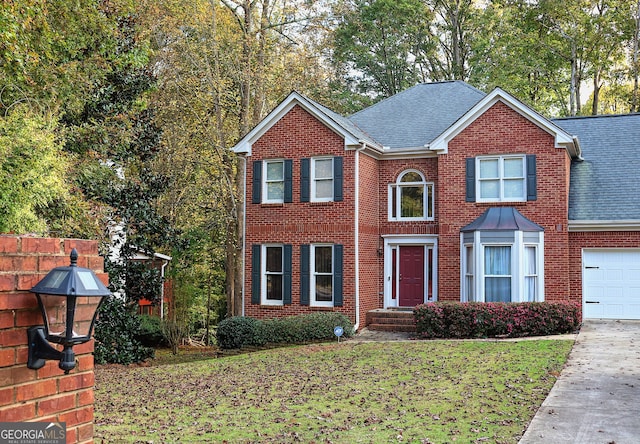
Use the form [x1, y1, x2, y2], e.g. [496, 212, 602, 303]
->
[27, 248, 111, 374]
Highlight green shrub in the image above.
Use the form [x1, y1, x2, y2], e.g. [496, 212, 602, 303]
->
[136, 315, 167, 347]
[217, 313, 354, 350]
[216, 316, 266, 350]
[414, 302, 581, 339]
[94, 296, 155, 365]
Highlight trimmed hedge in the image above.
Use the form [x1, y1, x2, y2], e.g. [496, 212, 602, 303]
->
[414, 302, 581, 339]
[216, 312, 354, 350]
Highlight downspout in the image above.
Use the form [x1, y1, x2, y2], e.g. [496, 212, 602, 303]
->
[353, 143, 366, 331]
[160, 259, 168, 320]
[241, 155, 247, 317]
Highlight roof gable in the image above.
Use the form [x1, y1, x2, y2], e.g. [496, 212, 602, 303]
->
[232, 92, 379, 156]
[430, 88, 576, 154]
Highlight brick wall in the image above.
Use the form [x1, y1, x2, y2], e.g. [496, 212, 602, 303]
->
[0, 236, 106, 443]
[358, 152, 381, 321]
[437, 101, 571, 302]
[245, 105, 357, 321]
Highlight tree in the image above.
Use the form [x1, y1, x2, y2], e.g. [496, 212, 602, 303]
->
[0, 108, 69, 234]
[332, 0, 434, 98]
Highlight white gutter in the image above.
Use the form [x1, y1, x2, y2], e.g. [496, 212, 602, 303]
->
[241, 155, 247, 317]
[160, 260, 168, 320]
[353, 144, 366, 331]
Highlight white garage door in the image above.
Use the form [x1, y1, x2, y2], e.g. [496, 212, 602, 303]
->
[583, 249, 640, 319]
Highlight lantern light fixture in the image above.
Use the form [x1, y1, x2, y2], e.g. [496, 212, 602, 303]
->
[27, 248, 111, 373]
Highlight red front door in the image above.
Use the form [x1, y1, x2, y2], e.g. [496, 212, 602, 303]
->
[399, 246, 425, 307]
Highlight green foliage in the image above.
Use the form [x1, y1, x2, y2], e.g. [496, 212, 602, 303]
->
[333, 0, 433, 98]
[94, 296, 154, 365]
[136, 315, 167, 348]
[216, 316, 266, 350]
[414, 302, 582, 339]
[216, 313, 354, 349]
[0, 108, 69, 234]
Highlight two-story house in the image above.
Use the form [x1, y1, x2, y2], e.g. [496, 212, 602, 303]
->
[233, 81, 640, 330]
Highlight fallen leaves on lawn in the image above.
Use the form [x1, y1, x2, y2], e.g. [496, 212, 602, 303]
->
[95, 340, 572, 443]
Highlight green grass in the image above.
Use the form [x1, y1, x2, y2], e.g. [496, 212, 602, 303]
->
[94, 339, 572, 443]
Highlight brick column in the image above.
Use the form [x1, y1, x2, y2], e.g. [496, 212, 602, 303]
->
[0, 236, 106, 443]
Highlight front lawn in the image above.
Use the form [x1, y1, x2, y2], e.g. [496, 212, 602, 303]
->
[94, 339, 572, 443]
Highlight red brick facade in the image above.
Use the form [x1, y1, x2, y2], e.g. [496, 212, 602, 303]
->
[240, 96, 634, 326]
[0, 236, 105, 443]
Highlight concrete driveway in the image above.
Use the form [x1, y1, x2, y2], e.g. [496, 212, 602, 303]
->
[519, 320, 640, 444]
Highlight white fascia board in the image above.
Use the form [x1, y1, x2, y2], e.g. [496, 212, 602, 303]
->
[568, 220, 640, 232]
[429, 88, 576, 154]
[232, 92, 364, 156]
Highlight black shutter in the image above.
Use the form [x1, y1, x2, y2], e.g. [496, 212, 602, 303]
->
[334, 156, 343, 202]
[333, 244, 343, 307]
[283, 244, 292, 304]
[465, 158, 475, 202]
[300, 244, 310, 305]
[251, 245, 261, 304]
[300, 158, 310, 202]
[252, 161, 262, 204]
[526, 155, 537, 201]
[284, 160, 293, 203]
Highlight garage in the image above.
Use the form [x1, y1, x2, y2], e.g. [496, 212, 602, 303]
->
[583, 249, 640, 319]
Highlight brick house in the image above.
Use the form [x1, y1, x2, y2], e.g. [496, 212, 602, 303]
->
[232, 81, 640, 329]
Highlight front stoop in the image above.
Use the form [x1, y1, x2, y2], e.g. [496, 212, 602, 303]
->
[366, 309, 417, 333]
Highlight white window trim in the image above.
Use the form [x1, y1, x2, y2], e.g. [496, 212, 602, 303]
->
[460, 231, 545, 303]
[310, 244, 334, 307]
[311, 157, 334, 202]
[388, 170, 434, 221]
[476, 155, 526, 203]
[262, 159, 285, 204]
[261, 244, 284, 306]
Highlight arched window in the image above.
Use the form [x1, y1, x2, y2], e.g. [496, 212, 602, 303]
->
[389, 170, 434, 221]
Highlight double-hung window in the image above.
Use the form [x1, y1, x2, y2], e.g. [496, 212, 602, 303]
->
[300, 244, 343, 307]
[466, 155, 536, 202]
[252, 159, 292, 204]
[484, 246, 512, 302]
[301, 156, 343, 202]
[389, 170, 434, 221]
[264, 160, 285, 203]
[251, 244, 292, 306]
[524, 246, 538, 302]
[311, 158, 334, 202]
[477, 155, 525, 202]
[312, 245, 333, 306]
[263, 245, 284, 304]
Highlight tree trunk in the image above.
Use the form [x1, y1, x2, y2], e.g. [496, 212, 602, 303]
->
[592, 71, 601, 115]
[569, 44, 577, 116]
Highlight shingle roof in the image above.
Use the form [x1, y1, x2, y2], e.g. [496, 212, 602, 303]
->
[348, 81, 486, 149]
[553, 114, 640, 221]
[303, 95, 381, 148]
